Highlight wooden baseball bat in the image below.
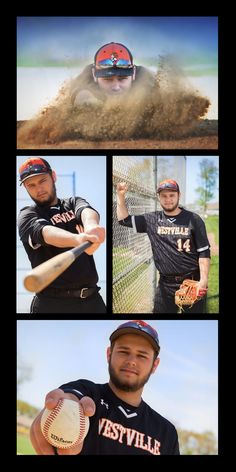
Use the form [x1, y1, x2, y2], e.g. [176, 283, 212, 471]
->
[23, 241, 92, 293]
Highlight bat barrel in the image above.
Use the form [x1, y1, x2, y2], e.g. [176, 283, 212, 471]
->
[23, 241, 93, 293]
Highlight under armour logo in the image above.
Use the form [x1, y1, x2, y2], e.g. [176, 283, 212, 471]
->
[101, 399, 109, 409]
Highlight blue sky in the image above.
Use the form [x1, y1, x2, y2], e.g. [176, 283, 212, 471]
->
[17, 319, 218, 438]
[17, 16, 218, 69]
[186, 156, 219, 203]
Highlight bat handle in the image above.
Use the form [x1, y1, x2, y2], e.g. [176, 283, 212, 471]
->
[72, 241, 92, 258]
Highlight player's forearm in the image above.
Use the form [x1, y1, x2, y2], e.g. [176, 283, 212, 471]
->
[42, 226, 84, 248]
[198, 257, 210, 286]
[117, 194, 129, 220]
[81, 208, 100, 231]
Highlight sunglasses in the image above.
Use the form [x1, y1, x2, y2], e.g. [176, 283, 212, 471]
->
[96, 59, 133, 69]
[159, 183, 178, 190]
[117, 321, 160, 349]
[20, 164, 50, 181]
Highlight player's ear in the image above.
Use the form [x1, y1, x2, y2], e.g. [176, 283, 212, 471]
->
[52, 170, 57, 182]
[151, 357, 160, 374]
[92, 67, 98, 83]
[106, 346, 111, 363]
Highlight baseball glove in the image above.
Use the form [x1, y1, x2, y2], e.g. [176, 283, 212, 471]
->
[175, 279, 207, 312]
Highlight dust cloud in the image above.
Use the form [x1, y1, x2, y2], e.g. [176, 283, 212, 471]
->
[17, 56, 210, 147]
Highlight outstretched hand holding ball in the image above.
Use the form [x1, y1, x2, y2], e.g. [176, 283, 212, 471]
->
[41, 398, 90, 449]
[30, 389, 96, 455]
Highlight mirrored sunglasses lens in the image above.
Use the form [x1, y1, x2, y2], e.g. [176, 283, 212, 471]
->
[20, 164, 46, 179]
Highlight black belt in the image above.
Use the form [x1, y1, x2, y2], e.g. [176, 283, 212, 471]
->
[39, 286, 100, 299]
[160, 271, 200, 283]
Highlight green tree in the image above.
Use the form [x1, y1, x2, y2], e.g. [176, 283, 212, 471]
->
[195, 159, 218, 213]
[17, 399, 39, 418]
[178, 429, 218, 455]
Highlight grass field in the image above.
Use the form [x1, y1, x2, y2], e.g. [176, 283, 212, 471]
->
[113, 247, 134, 279]
[17, 433, 36, 455]
[205, 215, 219, 312]
[206, 255, 219, 313]
[205, 215, 219, 245]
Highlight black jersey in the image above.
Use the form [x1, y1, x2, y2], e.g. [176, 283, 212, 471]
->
[60, 379, 179, 455]
[18, 197, 99, 289]
[119, 208, 210, 276]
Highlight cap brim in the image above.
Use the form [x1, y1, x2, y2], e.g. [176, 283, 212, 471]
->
[94, 68, 134, 78]
[110, 327, 159, 352]
[158, 188, 178, 193]
[19, 172, 48, 185]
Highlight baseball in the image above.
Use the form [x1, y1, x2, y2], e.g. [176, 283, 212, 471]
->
[40, 398, 90, 449]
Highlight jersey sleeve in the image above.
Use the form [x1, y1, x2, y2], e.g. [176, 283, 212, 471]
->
[170, 428, 180, 455]
[71, 197, 100, 223]
[118, 215, 147, 233]
[17, 206, 52, 248]
[191, 213, 211, 258]
[59, 379, 97, 401]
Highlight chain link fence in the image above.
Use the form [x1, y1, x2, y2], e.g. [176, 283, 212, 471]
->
[113, 155, 186, 313]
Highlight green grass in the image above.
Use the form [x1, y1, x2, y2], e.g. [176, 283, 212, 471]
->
[17, 433, 36, 455]
[113, 263, 151, 313]
[113, 247, 136, 279]
[207, 255, 219, 313]
[205, 215, 219, 245]
[204, 215, 219, 312]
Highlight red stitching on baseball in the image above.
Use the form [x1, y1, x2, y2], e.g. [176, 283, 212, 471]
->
[42, 399, 89, 448]
[42, 399, 64, 440]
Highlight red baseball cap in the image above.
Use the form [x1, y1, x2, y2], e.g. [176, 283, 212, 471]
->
[109, 320, 160, 354]
[19, 158, 52, 185]
[94, 42, 134, 78]
[157, 179, 180, 193]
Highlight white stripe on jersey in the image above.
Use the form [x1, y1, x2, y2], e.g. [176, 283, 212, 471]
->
[197, 245, 209, 252]
[131, 215, 137, 233]
[28, 234, 41, 250]
[70, 389, 84, 397]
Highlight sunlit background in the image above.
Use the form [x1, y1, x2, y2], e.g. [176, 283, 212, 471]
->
[17, 319, 218, 455]
[17, 16, 218, 120]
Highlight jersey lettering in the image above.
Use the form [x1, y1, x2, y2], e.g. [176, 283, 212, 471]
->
[50, 210, 75, 226]
[99, 418, 161, 455]
[157, 226, 189, 236]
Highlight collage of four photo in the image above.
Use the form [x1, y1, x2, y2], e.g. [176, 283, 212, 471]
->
[17, 16, 219, 456]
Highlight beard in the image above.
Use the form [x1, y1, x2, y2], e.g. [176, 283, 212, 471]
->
[31, 181, 57, 207]
[108, 360, 153, 393]
[161, 199, 180, 213]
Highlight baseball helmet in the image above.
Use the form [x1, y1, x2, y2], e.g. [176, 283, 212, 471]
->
[19, 158, 52, 185]
[157, 179, 180, 193]
[94, 42, 134, 78]
[109, 320, 160, 355]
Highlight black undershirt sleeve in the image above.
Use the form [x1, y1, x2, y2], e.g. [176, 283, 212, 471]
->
[118, 215, 147, 233]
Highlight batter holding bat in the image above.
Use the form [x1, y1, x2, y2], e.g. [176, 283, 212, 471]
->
[116, 180, 210, 313]
[30, 320, 180, 455]
[17, 157, 106, 314]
